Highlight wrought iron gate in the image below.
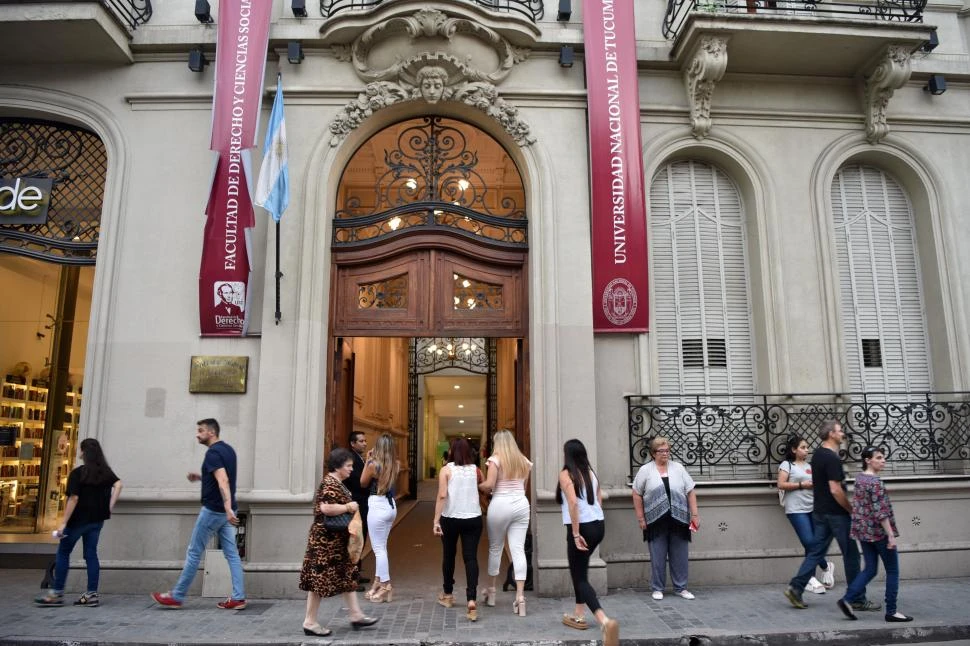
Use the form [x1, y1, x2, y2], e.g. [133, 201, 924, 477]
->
[406, 337, 496, 498]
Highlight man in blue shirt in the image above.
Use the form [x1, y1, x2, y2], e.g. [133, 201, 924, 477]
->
[152, 418, 246, 609]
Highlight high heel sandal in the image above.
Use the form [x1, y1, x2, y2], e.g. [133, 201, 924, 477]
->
[437, 592, 454, 608]
[369, 583, 393, 603]
[513, 596, 526, 617]
[466, 600, 477, 622]
[481, 586, 496, 607]
[350, 615, 379, 630]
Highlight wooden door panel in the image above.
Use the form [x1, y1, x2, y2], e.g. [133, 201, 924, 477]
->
[333, 253, 431, 336]
[434, 252, 525, 336]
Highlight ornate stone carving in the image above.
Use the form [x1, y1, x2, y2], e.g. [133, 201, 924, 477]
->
[334, 7, 529, 85]
[327, 8, 536, 147]
[329, 75, 535, 147]
[863, 45, 913, 145]
[684, 35, 729, 140]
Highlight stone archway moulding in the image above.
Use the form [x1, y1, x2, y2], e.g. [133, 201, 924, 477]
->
[326, 8, 536, 147]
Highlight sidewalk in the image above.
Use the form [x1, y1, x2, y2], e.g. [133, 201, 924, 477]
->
[1, 568, 969, 646]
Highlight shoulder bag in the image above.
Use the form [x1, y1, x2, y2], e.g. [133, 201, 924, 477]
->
[323, 511, 353, 532]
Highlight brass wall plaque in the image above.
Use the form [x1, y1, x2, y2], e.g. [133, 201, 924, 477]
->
[189, 356, 249, 394]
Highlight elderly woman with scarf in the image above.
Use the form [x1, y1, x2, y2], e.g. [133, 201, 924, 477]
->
[632, 436, 700, 600]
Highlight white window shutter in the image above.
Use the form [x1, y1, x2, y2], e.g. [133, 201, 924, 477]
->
[831, 164, 931, 393]
[650, 161, 754, 398]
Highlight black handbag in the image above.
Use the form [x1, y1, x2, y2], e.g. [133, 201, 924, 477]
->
[322, 512, 353, 532]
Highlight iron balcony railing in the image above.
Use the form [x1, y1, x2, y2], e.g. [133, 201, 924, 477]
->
[627, 392, 970, 481]
[321, 0, 544, 22]
[0, 0, 153, 30]
[663, 0, 927, 39]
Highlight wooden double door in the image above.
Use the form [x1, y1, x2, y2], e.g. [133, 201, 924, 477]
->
[326, 240, 529, 490]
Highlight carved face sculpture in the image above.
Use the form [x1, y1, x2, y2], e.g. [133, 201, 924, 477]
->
[417, 67, 447, 104]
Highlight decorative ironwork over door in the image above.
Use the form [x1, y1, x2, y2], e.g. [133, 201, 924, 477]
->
[0, 119, 105, 265]
[406, 337, 497, 498]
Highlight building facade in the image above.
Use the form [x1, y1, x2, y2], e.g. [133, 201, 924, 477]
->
[1, 0, 968, 595]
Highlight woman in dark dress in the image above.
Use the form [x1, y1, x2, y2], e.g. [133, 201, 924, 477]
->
[299, 448, 378, 636]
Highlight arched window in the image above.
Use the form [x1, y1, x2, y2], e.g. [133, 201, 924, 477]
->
[650, 160, 754, 395]
[831, 164, 931, 392]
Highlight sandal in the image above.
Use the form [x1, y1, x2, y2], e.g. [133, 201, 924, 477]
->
[74, 592, 100, 607]
[562, 613, 589, 630]
[437, 592, 455, 608]
[466, 600, 477, 622]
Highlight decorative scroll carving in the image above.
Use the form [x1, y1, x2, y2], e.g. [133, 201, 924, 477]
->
[329, 76, 535, 147]
[335, 8, 530, 85]
[863, 45, 913, 145]
[684, 35, 729, 140]
[327, 7, 535, 147]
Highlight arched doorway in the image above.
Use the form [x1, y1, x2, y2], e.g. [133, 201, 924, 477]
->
[326, 116, 529, 497]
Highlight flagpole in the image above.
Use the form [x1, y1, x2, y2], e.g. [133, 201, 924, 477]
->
[275, 219, 282, 325]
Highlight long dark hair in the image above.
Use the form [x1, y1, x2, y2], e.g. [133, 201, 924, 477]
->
[784, 435, 805, 462]
[555, 439, 595, 505]
[78, 438, 118, 485]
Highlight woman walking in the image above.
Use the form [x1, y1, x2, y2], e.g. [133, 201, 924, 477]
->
[557, 439, 619, 646]
[360, 433, 400, 603]
[778, 435, 836, 594]
[433, 437, 483, 621]
[479, 429, 532, 616]
[837, 447, 913, 623]
[35, 438, 122, 607]
[299, 448, 378, 635]
[631, 436, 700, 600]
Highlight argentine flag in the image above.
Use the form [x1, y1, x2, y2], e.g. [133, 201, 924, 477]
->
[255, 76, 289, 222]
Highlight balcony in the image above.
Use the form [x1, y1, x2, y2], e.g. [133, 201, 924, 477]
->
[321, 0, 544, 23]
[627, 392, 970, 482]
[0, 0, 153, 64]
[665, 0, 935, 141]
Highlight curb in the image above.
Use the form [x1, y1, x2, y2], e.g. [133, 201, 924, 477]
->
[2, 624, 970, 646]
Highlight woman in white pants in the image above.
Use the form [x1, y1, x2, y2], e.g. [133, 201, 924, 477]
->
[479, 429, 532, 617]
[359, 434, 400, 603]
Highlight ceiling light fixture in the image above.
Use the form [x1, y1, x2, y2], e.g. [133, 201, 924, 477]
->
[454, 384, 461, 390]
[458, 404, 464, 409]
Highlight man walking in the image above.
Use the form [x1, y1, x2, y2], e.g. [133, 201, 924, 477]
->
[784, 420, 878, 611]
[346, 431, 370, 585]
[152, 419, 246, 609]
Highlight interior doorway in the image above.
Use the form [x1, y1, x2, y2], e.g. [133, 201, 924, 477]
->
[326, 336, 527, 499]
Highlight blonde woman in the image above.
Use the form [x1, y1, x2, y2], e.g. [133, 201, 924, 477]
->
[359, 434, 400, 603]
[479, 429, 532, 616]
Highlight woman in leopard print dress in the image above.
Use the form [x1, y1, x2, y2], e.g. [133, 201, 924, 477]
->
[299, 448, 378, 636]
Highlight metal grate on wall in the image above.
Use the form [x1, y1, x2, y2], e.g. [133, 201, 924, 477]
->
[0, 119, 106, 265]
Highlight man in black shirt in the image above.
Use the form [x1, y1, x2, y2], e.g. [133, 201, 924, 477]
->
[784, 421, 878, 611]
[152, 419, 246, 610]
[346, 431, 370, 584]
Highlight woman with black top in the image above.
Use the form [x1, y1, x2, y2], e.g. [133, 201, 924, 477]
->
[35, 438, 122, 607]
[631, 436, 700, 600]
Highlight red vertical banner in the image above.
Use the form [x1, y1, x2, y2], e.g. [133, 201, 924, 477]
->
[199, 0, 272, 336]
[584, 0, 649, 333]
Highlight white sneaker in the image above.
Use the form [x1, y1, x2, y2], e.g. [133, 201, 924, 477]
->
[651, 590, 664, 600]
[821, 562, 836, 589]
[676, 590, 695, 600]
[805, 577, 826, 594]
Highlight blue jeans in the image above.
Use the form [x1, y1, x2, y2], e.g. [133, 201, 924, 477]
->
[786, 513, 829, 571]
[53, 521, 104, 593]
[171, 507, 244, 601]
[789, 512, 863, 602]
[844, 539, 899, 615]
